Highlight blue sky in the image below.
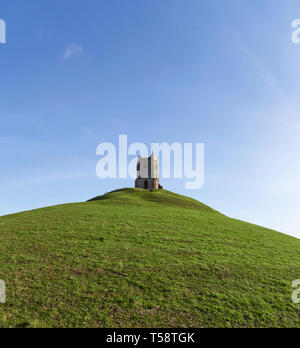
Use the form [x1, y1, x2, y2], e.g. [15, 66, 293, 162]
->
[0, 0, 300, 238]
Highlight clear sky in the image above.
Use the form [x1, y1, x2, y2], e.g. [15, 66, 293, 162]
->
[0, 0, 300, 238]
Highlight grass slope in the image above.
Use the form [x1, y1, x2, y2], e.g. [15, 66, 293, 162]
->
[0, 188, 299, 328]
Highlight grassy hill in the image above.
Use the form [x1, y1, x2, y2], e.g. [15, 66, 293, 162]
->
[0, 188, 299, 328]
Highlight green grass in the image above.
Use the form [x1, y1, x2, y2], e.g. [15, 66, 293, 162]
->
[0, 188, 299, 328]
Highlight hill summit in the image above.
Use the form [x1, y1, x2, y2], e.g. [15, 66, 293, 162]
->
[0, 188, 299, 328]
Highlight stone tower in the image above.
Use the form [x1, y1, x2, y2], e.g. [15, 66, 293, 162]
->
[135, 153, 160, 190]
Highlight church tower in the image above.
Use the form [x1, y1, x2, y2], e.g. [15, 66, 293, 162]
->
[135, 153, 160, 190]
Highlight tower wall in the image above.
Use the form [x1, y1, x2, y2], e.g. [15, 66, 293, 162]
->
[135, 154, 160, 190]
[135, 178, 159, 190]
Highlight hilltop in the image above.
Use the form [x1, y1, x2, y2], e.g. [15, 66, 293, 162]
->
[0, 188, 299, 328]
